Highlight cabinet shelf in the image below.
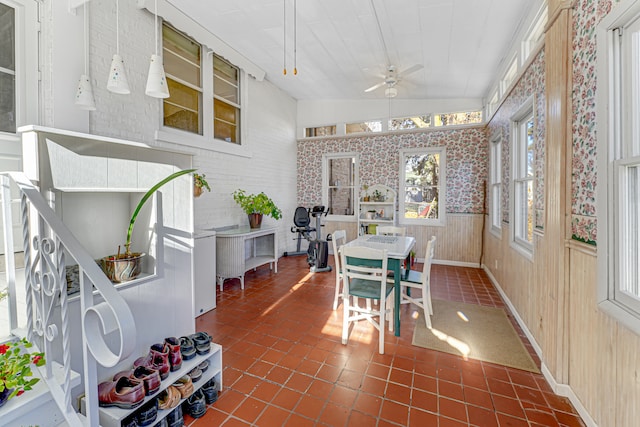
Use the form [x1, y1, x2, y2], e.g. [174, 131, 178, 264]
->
[81, 343, 222, 427]
[359, 184, 397, 235]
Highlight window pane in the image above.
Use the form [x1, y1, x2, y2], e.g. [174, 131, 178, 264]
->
[434, 111, 483, 126]
[526, 118, 534, 176]
[214, 55, 239, 105]
[403, 153, 440, 220]
[0, 72, 14, 133]
[162, 24, 201, 87]
[622, 165, 640, 299]
[164, 79, 201, 134]
[0, 4, 15, 71]
[346, 121, 381, 134]
[305, 126, 336, 137]
[214, 98, 239, 143]
[389, 115, 431, 130]
[328, 157, 355, 216]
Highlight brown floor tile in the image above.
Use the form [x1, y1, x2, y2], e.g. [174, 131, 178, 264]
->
[189, 258, 584, 427]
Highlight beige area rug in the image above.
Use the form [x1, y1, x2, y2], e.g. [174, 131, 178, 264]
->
[412, 299, 540, 373]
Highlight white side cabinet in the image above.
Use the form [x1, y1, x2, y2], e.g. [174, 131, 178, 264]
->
[216, 226, 278, 290]
[359, 184, 397, 235]
[194, 230, 216, 316]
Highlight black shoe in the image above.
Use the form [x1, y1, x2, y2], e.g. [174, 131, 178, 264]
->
[179, 336, 196, 361]
[189, 332, 211, 355]
[166, 404, 183, 427]
[154, 419, 168, 427]
[183, 389, 206, 418]
[122, 413, 139, 427]
[201, 378, 219, 404]
[136, 398, 158, 427]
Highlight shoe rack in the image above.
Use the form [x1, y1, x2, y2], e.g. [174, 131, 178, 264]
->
[81, 343, 222, 427]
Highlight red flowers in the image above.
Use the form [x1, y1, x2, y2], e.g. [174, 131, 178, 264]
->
[0, 344, 9, 355]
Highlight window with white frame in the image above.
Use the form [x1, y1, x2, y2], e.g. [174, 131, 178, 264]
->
[323, 154, 357, 217]
[511, 100, 534, 255]
[597, 1, 640, 334]
[162, 22, 242, 144]
[0, 3, 15, 133]
[490, 131, 502, 235]
[399, 148, 446, 225]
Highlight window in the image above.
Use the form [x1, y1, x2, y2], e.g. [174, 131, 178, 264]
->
[162, 22, 243, 145]
[511, 100, 534, 255]
[323, 154, 357, 218]
[521, 5, 547, 63]
[389, 115, 431, 130]
[597, 2, 640, 334]
[0, 3, 15, 133]
[399, 148, 446, 226]
[213, 54, 240, 144]
[433, 111, 482, 126]
[306, 125, 336, 137]
[500, 56, 518, 96]
[346, 121, 381, 134]
[490, 131, 502, 235]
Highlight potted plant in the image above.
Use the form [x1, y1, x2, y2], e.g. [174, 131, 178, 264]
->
[193, 173, 211, 198]
[0, 337, 46, 407]
[101, 168, 196, 283]
[372, 189, 384, 202]
[232, 189, 282, 229]
[362, 184, 370, 202]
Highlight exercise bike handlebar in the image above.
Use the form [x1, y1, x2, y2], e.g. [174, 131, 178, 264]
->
[311, 205, 329, 217]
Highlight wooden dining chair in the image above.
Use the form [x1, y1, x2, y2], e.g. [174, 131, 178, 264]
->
[400, 236, 436, 328]
[341, 245, 394, 354]
[330, 230, 347, 310]
[376, 225, 406, 236]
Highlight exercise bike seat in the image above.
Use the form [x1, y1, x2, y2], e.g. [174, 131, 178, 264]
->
[291, 206, 315, 234]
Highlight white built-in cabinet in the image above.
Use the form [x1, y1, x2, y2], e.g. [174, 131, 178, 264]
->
[358, 184, 396, 235]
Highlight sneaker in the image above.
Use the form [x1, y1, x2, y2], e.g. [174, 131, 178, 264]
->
[183, 389, 206, 418]
[122, 414, 139, 427]
[179, 336, 196, 361]
[163, 337, 183, 372]
[201, 378, 219, 404]
[136, 398, 158, 427]
[134, 344, 170, 380]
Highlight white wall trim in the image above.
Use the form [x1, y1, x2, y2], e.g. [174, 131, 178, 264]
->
[483, 266, 598, 427]
[433, 259, 480, 268]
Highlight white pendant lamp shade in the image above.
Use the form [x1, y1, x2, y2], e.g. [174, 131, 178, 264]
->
[145, 54, 170, 98]
[385, 87, 397, 98]
[107, 54, 130, 94]
[75, 74, 96, 110]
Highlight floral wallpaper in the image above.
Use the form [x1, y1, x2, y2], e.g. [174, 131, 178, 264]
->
[570, 0, 613, 245]
[486, 49, 546, 229]
[297, 128, 488, 215]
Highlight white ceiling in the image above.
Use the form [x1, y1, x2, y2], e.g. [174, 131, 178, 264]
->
[165, 0, 537, 102]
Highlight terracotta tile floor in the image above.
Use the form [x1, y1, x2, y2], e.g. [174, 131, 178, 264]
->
[188, 255, 585, 427]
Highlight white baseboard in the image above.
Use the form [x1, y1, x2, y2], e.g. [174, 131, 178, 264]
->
[432, 259, 481, 268]
[482, 266, 598, 427]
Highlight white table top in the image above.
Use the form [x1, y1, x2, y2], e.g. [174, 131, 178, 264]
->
[344, 235, 415, 259]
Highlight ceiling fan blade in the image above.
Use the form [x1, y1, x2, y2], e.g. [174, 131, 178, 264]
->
[398, 64, 423, 77]
[364, 81, 386, 93]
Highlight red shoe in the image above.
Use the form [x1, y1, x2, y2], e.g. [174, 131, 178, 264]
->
[134, 343, 170, 380]
[114, 365, 162, 396]
[98, 376, 145, 409]
[163, 337, 183, 371]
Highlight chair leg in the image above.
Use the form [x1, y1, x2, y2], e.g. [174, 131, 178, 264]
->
[342, 295, 350, 345]
[378, 295, 385, 354]
[333, 277, 342, 310]
[387, 289, 394, 332]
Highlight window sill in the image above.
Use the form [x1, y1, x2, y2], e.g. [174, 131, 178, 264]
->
[598, 299, 640, 336]
[156, 129, 252, 158]
[509, 240, 534, 261]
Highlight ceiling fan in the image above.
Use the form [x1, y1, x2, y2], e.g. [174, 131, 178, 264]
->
[364, 64, 424, 97]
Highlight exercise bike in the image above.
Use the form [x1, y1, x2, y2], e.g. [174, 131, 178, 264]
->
[283, 206, 332, 273]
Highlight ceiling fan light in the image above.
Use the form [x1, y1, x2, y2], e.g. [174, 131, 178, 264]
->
[385, 87, 397, 98]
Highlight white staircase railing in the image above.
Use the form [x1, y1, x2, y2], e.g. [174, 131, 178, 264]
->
[1, 171, 137, 426]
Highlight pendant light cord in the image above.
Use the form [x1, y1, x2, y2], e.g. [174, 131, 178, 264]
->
[83, 2, 88, 75]
[293, 0, 297, 75]
[283, 0, 287, 75]
[116, 0, 120, 54]
[154, 0, 158, 55]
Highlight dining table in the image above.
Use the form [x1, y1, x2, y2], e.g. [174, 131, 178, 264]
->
[342, 234, 416, 336]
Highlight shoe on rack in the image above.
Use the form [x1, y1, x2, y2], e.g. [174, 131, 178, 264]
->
[163, 337, 183, 372]
[189, 332, 211, 355]
[172, 375, 194, 399]
[158, 385, 181, 410]
[136, 397, 158, 427]
[166, 404, 184, 427]
[122, 413, 139, 427]
[183, 388, 206, 418]
[114, 366, 161, 396]
[188, 366, 202, 383]
[98, 376, 145, 409]
[179, 336, 196, 361]
[201, 378, 219, 404]
[197, 360, 209, 373]
[134, 343, 170, 380]
[154, 418, 168, 427]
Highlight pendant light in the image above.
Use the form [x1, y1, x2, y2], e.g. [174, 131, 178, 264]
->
[106, 0, 130, 94]
[75, 2, 96, 110]
[282, 0, 298, 76]
[145, 0, 170, 98]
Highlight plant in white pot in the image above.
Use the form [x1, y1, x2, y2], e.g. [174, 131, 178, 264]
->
[101, 168, 196, 283]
